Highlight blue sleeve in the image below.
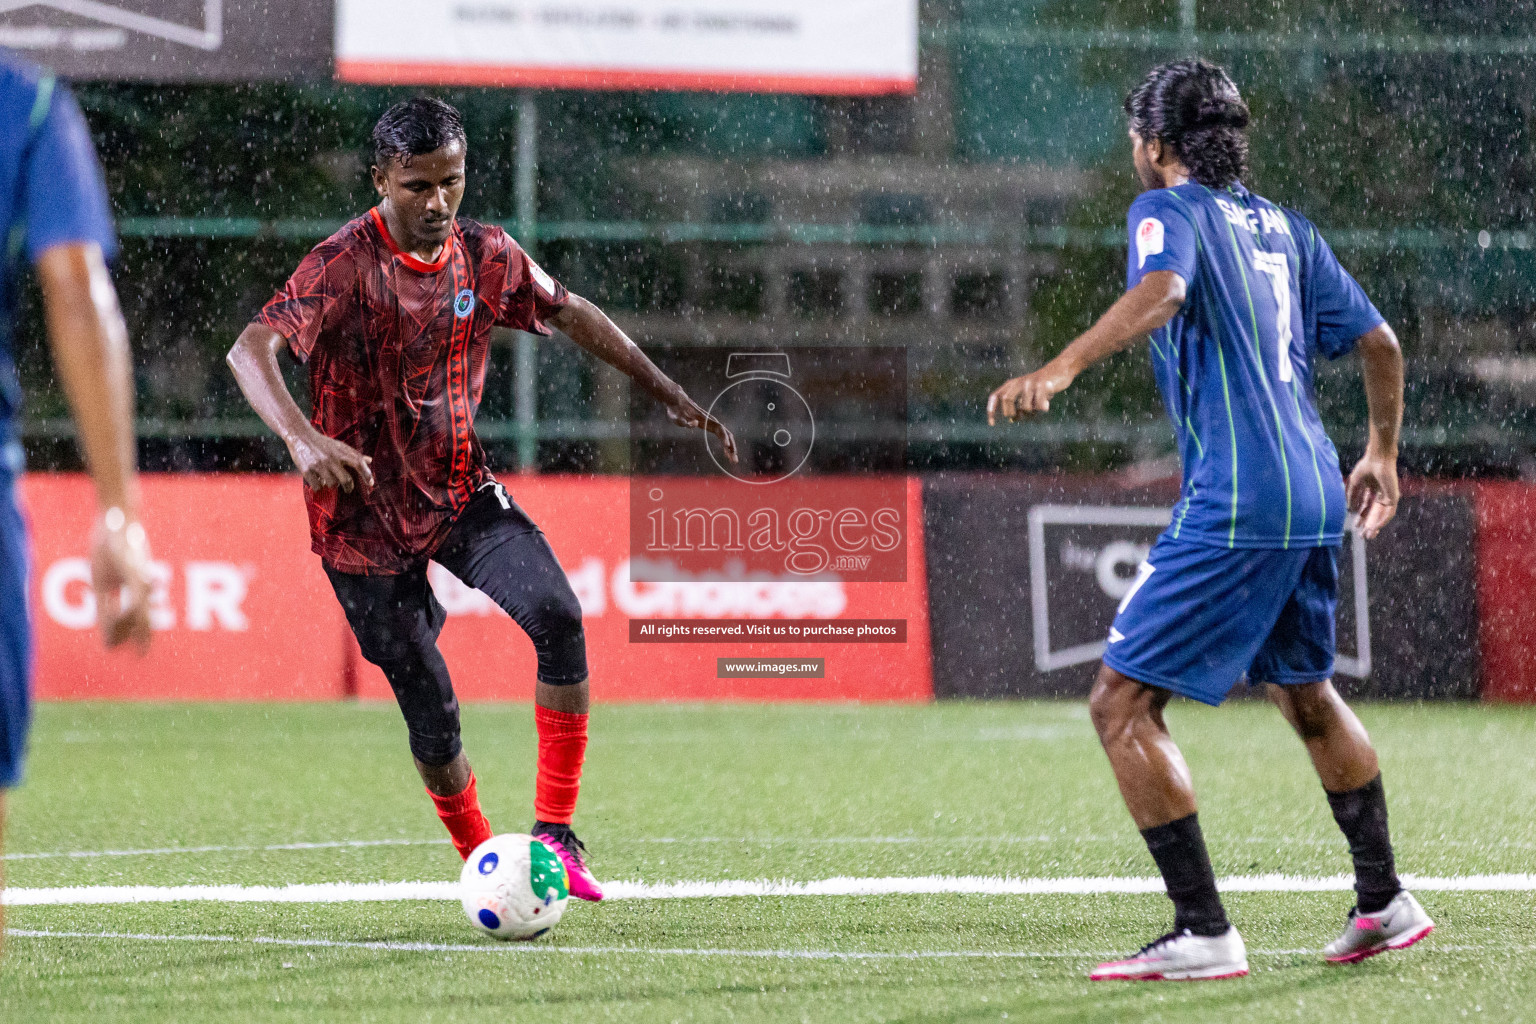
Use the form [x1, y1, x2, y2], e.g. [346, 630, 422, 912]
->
[1126, 190, 1196, 290]
[1296, 216, 1383, 360]
[22, 82, 116, 265]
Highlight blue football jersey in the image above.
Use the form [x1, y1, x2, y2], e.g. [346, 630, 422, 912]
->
[0, 50, 116, 445]
[1126, 181, 1383, 549]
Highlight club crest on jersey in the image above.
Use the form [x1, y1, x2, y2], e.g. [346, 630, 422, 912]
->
[454, 288, 475, 319]
[1136, 217, 1165, 269]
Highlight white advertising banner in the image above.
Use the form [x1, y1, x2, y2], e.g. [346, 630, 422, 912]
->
[335, 0, 917, 94]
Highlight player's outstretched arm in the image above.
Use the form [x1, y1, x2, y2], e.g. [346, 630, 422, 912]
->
[36, 242, 152, 651]
[988, 270, 1186, 424]
[1346, 323, 1404, 540]
[226, 325, 375, 493]
[548, 294, 738, 463]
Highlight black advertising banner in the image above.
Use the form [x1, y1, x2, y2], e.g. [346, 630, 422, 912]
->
[1351, 492, 1480, 700]
[923, 474, 1479, 701]
[0, 2, 331, 81]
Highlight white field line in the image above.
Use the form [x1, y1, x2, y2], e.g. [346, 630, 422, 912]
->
[6, 881, 458, 906]
[7, 873, 1536, 907]
[4, 837, 1080, 860]
[4, 928, 1520, 961]
[19, 832, 1533, 861]
[2, 838, 450, 861]
[3, 928, 1099, 960]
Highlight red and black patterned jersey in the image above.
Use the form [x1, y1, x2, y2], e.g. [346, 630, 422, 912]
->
[256, 208, 568, 574]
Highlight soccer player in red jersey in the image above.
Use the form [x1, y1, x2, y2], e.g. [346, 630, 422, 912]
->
[227, 97, 735, 900]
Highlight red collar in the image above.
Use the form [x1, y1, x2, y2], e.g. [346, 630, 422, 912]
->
[370, 207, 454, 272]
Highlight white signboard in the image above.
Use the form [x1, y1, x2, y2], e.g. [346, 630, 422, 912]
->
[336, 0, 917, 94]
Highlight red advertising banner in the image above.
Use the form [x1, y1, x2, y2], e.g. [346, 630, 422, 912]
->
[367, 476, 932, 703]
[23, 474, 932, 703]
[23, 474, 346, 700]
[1473, 481, 1536, 702]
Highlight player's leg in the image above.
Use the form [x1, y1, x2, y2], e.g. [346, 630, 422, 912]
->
[1254, 546, 1432, 962]
[1266, 678, 1380, 791]
[325, 565, 493, 860]
[1089, 668, 1196, 826]
[1089, 666, 1234, 947]
[435, 484, 601, 899]
[1087, 664, 1245, 980]
[1268, 680, 1413, 917]
[1086, 538, 1306, 981]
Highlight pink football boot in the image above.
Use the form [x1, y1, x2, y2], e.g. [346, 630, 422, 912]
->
[534, 825, 604, 902]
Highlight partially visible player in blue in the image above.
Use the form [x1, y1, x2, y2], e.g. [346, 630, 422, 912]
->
[989, 59, 1429, 980]
[0, 50, 155, 948]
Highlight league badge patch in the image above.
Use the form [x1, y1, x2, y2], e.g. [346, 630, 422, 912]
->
[1136, 217, 1165, 269]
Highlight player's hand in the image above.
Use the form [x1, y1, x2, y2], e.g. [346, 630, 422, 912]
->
[1347, 449, 1400, 540]
[91, 508, 152, 652]
[290, 429, 375, 494]
[665, 391, 738, 464]
[988, 361, 1076, 424]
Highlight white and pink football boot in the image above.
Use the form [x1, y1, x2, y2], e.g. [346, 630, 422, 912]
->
[1090, 926, 1249, 981]
[1323, 890, 1434, 963]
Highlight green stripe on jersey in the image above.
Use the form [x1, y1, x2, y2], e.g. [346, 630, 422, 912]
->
[1187, 226, 1240, 548]
[1148, 327, 1205, 458]
[6, 75, 57, 268]
[1291, 379, 1329, 545]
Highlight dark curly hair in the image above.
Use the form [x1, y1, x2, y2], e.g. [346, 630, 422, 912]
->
[372, 96, 467, 169]
[1124, 59, 1250, 188]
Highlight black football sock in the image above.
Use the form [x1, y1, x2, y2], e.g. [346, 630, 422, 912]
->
[532, 821, 584, 847]
[1140, 813, 1230, 936]
[1325, 773, 1401, 914]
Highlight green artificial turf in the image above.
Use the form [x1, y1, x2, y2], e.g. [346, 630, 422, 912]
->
[2, 699, 1534, 1022]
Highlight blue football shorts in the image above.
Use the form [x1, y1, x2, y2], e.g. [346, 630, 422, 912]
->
[0, 472, 30, 788]
[1101, 534, 1340, 706]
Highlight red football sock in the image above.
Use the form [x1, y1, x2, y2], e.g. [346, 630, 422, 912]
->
[428, 772, 494, 861]
[534, 706, 588, 824]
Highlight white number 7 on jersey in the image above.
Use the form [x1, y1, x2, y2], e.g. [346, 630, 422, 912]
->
[1251, 251, 1293, 383]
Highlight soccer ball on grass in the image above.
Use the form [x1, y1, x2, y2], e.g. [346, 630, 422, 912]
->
[460, 833, 570, 940]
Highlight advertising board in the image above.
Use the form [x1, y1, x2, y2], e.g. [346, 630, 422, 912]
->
[24, 473, 932, 702]
[0, 1, 331, 81]
[336, 0, 918, 94]
[923, 475, 1479, 701]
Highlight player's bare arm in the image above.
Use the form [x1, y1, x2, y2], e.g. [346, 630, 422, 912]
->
[1347, 323, 1404, 540]
[225, 325, 375, 494]
[36, 242, 152, 651]
[548, 295, 739, 463]
[987, 269, 1187, 424]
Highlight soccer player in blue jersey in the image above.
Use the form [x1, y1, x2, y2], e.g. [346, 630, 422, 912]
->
[989, 59, 1429, 980]
[0, 50, 154, 947]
